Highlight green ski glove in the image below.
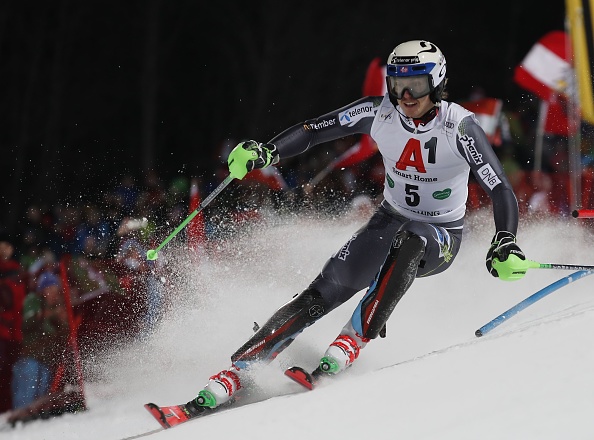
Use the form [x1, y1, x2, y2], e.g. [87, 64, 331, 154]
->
[486, 231, 526, 281]
[227, 140, 279, 180]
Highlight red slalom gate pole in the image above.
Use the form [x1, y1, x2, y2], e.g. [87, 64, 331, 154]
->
[572, 209, 594, 218]
[59, 256, 87, 408]
[187, 177, 205, 252]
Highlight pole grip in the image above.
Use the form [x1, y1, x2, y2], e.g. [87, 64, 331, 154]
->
[493, 257, 594, 276]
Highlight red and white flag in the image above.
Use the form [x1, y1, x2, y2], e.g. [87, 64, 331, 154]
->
[513, 31, 572, 101]
[514, 31, 573, 136]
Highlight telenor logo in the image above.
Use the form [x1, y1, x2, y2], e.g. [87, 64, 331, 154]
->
[339, 104, 375, 127]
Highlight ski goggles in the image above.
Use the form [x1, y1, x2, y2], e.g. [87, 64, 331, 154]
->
[386, 74, 432, 99]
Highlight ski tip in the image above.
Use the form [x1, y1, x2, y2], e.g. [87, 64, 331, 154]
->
[285, 366, 315, 390]
[144, 403, 171, 429]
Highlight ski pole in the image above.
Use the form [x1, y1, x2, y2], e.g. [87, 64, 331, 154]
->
[492, 254, 594, 281]
[146, 174, 234, 261]
[475, 269, 594, 337]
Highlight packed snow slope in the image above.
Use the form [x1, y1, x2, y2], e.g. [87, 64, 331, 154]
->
[4, 208, 594, 440]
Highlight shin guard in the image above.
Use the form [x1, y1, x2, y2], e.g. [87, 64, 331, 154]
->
[353, 231, 425, 339]
[231, 288, 327, 367]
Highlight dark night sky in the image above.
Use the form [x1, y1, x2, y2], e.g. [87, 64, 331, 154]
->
[0, 0, 566, 232]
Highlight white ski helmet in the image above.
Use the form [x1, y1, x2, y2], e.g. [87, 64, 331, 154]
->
[386, 40, 447, 104]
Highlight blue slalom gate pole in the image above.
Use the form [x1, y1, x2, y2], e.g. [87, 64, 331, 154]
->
[475, 270, 594, 337]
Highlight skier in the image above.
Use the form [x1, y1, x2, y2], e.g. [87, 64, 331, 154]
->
[190, 40, 526, 411]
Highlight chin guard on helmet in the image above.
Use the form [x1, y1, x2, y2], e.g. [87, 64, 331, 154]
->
[386, 40, 447, 105]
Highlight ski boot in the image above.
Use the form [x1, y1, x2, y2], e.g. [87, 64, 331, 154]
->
[319, 322, 370, 375]
[190, 366, 243, 409]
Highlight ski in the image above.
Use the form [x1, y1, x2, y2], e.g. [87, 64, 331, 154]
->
[144, 402, 212, 429]
[146, 367, 327, 429]
[284, 366, 325, 390]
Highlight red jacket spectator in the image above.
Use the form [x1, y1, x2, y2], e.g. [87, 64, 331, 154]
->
[0, 232, 26, 413]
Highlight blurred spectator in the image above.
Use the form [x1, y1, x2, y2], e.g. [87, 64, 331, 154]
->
[66, 253, 122, 308]
[116, 218, 151, 272]
[11, 271, 69, 410]
[24, 245, 58, 281]
[19, 205, 46, 247]
[0, 232, 26, 413]
[167, 176, 190, 209]
[73, 205, 111, 257]
[115, 217, 164, 338]
[60, 205, 83, 255]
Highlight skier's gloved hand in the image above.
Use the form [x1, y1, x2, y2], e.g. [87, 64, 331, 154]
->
[227, 140, 279, 180]
[486, 231, 526, 280]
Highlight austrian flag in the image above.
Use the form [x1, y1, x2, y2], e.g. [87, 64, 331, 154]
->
[513, 31, 572, 100]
